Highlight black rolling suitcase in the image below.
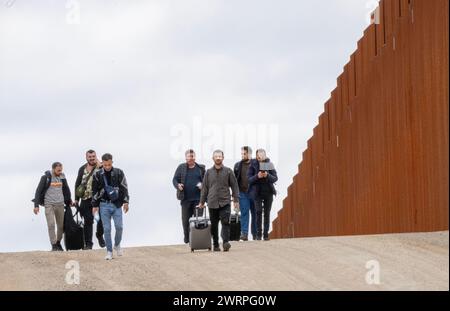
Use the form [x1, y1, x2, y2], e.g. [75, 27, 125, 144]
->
[64, 206, 85, 251]
[229, 211, 241, 241]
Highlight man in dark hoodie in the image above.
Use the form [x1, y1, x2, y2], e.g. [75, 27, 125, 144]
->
[33, 162, 73, 251]
[247, 149, 278, 241]
[172, 149, 206, 244]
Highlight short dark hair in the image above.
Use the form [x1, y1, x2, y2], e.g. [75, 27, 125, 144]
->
[102, 153, 113, 161]
[241, 146, 252, 154]
[86, 149, 96, 155]
[52, 162, 62, 169]
[185, 149, 195, 156]
[213, 149, 224, 157]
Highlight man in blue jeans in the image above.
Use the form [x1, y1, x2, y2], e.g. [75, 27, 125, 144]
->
[92, 153, 130, 260]
[234, 146, 257, 241]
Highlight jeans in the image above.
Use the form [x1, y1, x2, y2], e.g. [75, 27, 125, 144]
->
[209, 204, 231, 247]
[254, 194, 273, 239]
[249, 198, 257, 237]
[44, 202, 65, 245]
[79, 198, 104, 247]
[239, 192, 256, 237]
[181, 200, 203, 243]
[100, 202, 123, 252]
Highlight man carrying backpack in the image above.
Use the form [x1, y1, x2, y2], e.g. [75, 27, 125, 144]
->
[74, 149, 105, 250]
[92, 153, 130, 260]
[33, 162, 73, 251]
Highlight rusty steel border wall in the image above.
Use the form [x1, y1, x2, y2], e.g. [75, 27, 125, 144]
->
[270, 0, 449, 239]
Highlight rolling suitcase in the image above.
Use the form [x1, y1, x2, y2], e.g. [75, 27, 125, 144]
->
[64, 206, 85, 251]
[229, 211, 241, 241]
[189, 207, 212, 252]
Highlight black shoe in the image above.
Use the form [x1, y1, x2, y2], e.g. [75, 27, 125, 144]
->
[97, 234, 106, 248]
[51, 244, 58, 251]
[83, 244, 93, 250]
[56, 241, 64, 251]
[213, 246, 221, 252]
[240, 234, 248, 241]
[263, 237, 270, 241]
[223, 242, 231, 252]
[256, 236, 262, 241]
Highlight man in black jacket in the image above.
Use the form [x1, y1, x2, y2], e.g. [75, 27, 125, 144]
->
[172, 149, 206, 244]
[33, 162, 73, 251]
[247, 149, 278, 241]
[233, 146, 257, 241]
[92, 153, 130, 260]
[74, 149, 105, 249]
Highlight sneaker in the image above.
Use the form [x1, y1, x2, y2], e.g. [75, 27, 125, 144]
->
[97, 234, 106, 248]
[105, 251, 113, 260]
[223, 242, 231, 252]
[213, 246, 221, 252]
[240, 234, 248, 241]
[56, 241, 64, 251]
[114, 245, 123, 256]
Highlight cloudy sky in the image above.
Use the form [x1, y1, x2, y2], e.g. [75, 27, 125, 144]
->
[0, 0, 377, 252]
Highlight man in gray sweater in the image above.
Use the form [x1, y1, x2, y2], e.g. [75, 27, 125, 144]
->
[198, 150, 239, 252]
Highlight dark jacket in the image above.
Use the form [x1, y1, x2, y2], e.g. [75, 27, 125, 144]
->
[32, 171, 72, 208]
[200, 165, 239, 209]
[172, 162, 206, 201]
[91, 167, 129, 208]
[247, 158, 278, 199]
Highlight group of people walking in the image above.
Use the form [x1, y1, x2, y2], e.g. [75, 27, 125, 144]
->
[33, 147, 277, 258]
[172, 147, 278, 252]
[33, 150, 130, 260]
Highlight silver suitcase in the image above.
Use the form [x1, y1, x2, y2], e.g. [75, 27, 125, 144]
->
[189, 208, 212, 252]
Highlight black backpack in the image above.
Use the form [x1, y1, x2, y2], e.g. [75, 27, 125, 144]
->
[63, 206, 85, 251]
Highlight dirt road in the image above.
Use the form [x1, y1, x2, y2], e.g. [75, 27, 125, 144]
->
[0, 231, 448, 291]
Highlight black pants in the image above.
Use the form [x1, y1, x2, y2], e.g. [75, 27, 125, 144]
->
[79, 198, 104, 247]
[209, 204, 231, 247]
[181, 200, 202, 243]
[255, 194, 273, 239]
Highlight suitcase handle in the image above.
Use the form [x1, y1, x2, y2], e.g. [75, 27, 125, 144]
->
[230, 210, 240, 223]
[195, 205, 207, 219]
